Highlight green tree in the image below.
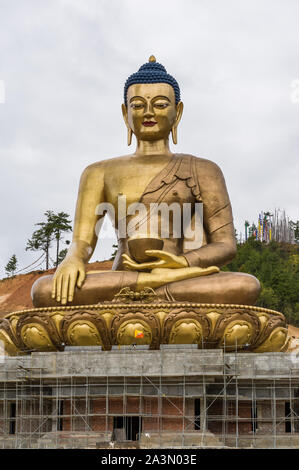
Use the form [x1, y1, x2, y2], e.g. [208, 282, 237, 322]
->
[5, 254, 18, 277]
[26, 210, 72, 270]
[47, 212, 72, 267]
[26, 223, 53, 270]
[258, 284, 279, 310]
[225, 239, 299, 325]
[244, 220, 249, 241]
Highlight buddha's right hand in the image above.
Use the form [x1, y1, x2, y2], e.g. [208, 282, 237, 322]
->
[51, 257, 86, 305]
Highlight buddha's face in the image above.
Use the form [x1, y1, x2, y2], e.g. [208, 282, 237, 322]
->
[123, 83, 182, 141]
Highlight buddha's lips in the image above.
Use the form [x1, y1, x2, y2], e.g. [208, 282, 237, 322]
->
[142, 121, 157, 127]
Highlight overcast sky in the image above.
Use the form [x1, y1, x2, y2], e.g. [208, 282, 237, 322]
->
[0, 0, 298, 276]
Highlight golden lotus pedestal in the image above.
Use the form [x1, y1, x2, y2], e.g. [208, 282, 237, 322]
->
[0, 288, 290, 355]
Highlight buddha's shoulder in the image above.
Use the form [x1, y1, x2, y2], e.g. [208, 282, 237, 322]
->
[81, 154, 133, 175]
[178, 153, 224, 175]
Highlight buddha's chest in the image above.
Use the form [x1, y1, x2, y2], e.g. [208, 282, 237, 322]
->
[104, 160, 172, 206]
[105, 172, 195, 206]
[103, 156, 198, 228]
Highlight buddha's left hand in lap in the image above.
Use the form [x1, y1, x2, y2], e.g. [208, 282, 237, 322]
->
[122, 250, 219, 277]
[122, 250, 188, 271]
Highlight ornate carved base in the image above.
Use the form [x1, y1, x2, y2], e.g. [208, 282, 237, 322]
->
[0, 289, 290, 355]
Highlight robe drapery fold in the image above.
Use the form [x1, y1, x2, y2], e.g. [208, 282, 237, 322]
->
[112, 154, 235, 270]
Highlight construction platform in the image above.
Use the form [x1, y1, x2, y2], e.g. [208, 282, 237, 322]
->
[0, 346, 298, 448]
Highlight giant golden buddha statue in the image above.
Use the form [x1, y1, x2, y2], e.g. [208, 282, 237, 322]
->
[0, 56, 289, 354]
[32, 56, 260, 307]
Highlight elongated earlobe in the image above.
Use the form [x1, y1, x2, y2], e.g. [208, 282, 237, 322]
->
[171, 101, 183, 145]
[171, 126, 178, 145]
[127, 128, 132, 146]
[122, 103, 132, 146]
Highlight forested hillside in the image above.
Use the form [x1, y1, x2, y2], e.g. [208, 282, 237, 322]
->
[223, 239, 299, 325]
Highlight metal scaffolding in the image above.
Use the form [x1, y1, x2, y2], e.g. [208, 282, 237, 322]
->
[0, 348, 298, 449]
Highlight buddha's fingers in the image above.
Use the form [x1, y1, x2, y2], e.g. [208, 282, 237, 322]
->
[68, 274, 77, 303]
[123, 259, 164, 271]
[145, 250, 188, 268]
[61, 275, 70, 305]
[145, 250, 169, 260]
[138, 266, 220, 291]
[123, 260, 143, 270]
[197, 266, 220, 276]
[56, 276, 62, 302]
[122, 253, 135, 263]
[51, 276, 57, 299]
[77, 268, 86, 288]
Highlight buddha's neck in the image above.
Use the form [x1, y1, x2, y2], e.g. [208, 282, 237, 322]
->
[134, 138, 173, 157]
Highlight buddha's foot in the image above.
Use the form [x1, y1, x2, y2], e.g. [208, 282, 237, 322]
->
[137, 265, 220, 291]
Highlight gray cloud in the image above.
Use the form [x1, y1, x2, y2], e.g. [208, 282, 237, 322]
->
[0, 0, 298, 275]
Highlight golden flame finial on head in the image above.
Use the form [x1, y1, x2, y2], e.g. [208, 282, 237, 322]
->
[149, 55, 156, 63]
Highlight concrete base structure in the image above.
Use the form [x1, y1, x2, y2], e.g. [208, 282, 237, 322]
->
[0, 347, 298, 448]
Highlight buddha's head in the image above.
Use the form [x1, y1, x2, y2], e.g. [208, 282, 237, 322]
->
[122, 56, 183, 145]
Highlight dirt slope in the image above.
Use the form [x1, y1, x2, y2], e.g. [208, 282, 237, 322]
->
[0, 260, 113, 317]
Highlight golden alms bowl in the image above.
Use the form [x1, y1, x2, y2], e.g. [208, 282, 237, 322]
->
[128, 237, 164, 263]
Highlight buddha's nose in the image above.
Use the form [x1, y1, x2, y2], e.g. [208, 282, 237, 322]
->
[144, 103, 155, 118]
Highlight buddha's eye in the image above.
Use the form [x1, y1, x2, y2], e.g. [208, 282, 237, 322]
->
[153, 102, 169, 109]
[130, 102, 144, 110]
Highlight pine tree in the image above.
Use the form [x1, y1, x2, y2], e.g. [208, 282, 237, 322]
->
[26, 211, 72, 270]
[47, 212, 72, 267]
[26, 219, 53, 270]
[5, 254, 18, 277]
